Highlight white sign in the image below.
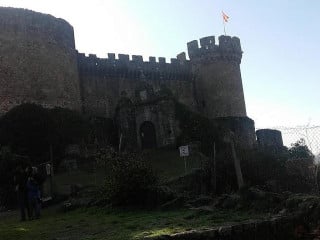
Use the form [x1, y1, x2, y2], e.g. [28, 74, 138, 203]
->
[46, 164, 51, 175]
[179, 145, 189, 157]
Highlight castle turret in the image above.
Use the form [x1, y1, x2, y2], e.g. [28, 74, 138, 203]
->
[0, 7, 81, 114]
[188, 35, 246, 119]
[188, 36, 256, 149]
[256, 129, 284, 150]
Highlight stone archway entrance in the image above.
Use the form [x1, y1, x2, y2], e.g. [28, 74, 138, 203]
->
[140, 121, 157, 149]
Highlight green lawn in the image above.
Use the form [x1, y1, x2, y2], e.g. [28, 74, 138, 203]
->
[0, 207, 263, 240]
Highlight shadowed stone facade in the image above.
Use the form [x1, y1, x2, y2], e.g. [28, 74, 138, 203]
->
[0, 7, 257, 149]
[0, 7, 81, 113]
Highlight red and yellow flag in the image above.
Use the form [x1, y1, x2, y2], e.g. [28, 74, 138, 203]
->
[222, 11, 229, 22]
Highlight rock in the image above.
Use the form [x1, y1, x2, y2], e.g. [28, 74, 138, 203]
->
[278, 208, 287, 215]
[190, 205, 215, 214]
[61, 197, 91, 212]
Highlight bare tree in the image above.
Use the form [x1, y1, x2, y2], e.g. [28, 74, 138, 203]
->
[224, 131, 244, 189]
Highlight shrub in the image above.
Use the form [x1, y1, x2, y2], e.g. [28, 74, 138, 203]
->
[98, 150, 159, 207]
[285, 139, 315, 193]
[285, 158, 315, 193]
[241, 139, 316, 193]
[241, 149, 288, 191]
[0, 104, 90, 167]
[0, 103, 52, 163]
[289, 138, 314, 162]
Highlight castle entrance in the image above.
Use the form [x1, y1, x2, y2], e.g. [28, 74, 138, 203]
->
[140, 121, 157, 149]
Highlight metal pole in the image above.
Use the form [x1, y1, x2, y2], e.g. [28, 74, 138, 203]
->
[222, 11, 227, 36]
[222, 11, 229, 36]
[49, 144, 54, 198]
[212, 142, 216, 194]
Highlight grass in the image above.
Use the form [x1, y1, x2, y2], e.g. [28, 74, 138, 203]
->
[0, 207, 263, 240]
[138, 149, 203, 182]
[147, 149, 186, 181]
[53, 149, 201, 195]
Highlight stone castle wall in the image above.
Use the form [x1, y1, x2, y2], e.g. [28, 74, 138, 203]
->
[78, 35, 248, 120]
[0, 7, 81, 115]
[0, 7, 255, 149]
[77, 53, 197, 118]
[0, 7, 248, 122]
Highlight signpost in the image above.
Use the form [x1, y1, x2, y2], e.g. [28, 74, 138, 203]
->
[179, 145, 189, 173]
[46, 163, 51, 176]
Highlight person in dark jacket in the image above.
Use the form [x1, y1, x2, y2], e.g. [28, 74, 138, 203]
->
[14, 166, 30, 221]
[27, 177, 41, 219]
[26, 172, 41, 220]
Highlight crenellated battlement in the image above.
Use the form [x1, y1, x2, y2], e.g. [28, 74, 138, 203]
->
[187, 35, 242, 64]
[77, 52, 194, 81]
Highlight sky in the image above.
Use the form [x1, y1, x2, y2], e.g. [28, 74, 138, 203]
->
[0, 0, 320, 129]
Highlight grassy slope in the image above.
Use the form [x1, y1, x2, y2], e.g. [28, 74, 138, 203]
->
[147, 149, 187, 181]
[0, 207, 262, 240]
[53, 149, 200, 192]
[137, 149, 203, 182]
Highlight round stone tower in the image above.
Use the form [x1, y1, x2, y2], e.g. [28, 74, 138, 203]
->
[187, 35, 246, 119]
[256, 129, 284, 149]
[188, 35, 256, 148]
[0, 7, 81, 114]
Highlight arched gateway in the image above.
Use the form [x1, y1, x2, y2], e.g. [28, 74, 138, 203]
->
[140, 121, 157, 149]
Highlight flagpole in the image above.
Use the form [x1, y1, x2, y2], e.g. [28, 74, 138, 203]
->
[222, 11, 229, 36]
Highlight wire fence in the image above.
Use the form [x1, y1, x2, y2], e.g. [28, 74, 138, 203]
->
[259, 125, 320, 160]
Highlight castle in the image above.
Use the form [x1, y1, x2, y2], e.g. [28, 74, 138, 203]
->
[0, 7, 263, 150]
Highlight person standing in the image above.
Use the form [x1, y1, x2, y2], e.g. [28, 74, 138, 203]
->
[14, 166, 30, 221]
[26, 167, 41, 219]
